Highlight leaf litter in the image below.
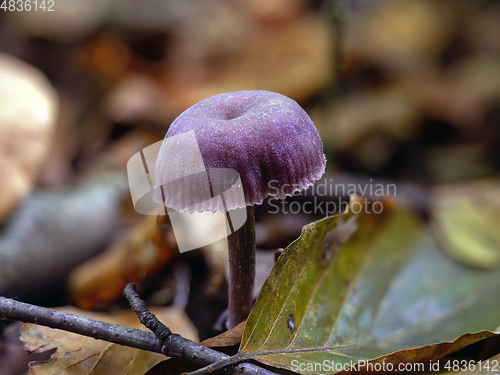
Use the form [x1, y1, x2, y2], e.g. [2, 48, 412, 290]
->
[232, 201, 500, 374]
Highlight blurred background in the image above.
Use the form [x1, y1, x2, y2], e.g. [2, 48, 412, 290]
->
[1, 0, 500, 371]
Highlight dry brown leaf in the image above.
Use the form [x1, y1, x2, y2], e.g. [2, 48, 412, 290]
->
[82, 31, 131, 80]
[164, 13, 334, 115]
[21, 306, 198, 375]
[104, 75, 165, 124]
[9, 0, 117, 41]
[464, 3, 500, 53]
[425, 144, 493, 182]
[197, 14, 333, 102]
[243, 0, 307, 24]
[323, 85, 418, 170]
[0, 53, 58, 221]
[450, 54, 500, 107]
[201, 321, 246, 348]
[345, 0, 452, 71]
[36, 100, 79, 188]
[69, 214, 178, 310]
[403, 74, 480, 128]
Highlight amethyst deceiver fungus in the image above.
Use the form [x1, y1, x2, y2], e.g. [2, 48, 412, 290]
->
[153, 90, 326, 328]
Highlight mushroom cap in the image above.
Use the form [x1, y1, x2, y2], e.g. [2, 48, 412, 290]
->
[153, 90, 326, 213]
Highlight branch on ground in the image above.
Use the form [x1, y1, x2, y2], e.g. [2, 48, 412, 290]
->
[0, 286, 277, 375]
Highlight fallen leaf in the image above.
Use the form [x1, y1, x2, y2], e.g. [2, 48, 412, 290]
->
[10, 0, 118, 41]
[464, 4, 500, 54]
[425, 145, 493, 183]
[450, 54, 500, 107]
[197, 13, 333, 103]
[244, 0, 307, 24]
[403, 73, 480, 128]
[164, 12, 334, 115]
[20, 306, 198, 375]
[345, 0, 451, 71]
[0, 53, 58, 221]
[201, 321, 246, 348]
[324, 85, 418, 156]
[83, 31, 130, 80]
[69, 214, 178, 310]
[104, 74, 164, 123]
[431, 180, 500, 269]
[235, 203, 500, 374]
[0, 172, 125, 301]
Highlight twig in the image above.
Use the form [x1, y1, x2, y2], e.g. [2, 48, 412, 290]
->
[0, 296, 162, 353]
[124, 284, 171, 342]
[0, 289, 277, 374]
[124, 284, 276, 374]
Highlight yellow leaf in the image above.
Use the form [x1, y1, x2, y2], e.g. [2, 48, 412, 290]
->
[431, 180, 500, 269]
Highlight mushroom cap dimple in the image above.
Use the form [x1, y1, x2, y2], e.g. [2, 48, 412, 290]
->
[153, 90, 326, 213]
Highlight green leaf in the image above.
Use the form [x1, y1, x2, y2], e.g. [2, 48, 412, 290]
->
[237, 206, 500, 374]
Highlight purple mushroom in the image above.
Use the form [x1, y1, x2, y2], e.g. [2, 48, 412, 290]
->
[154, 90, 326, 328]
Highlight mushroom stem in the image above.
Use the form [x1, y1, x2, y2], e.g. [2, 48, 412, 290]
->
[226, 205, 256, 329]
